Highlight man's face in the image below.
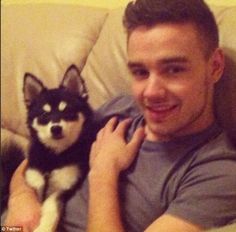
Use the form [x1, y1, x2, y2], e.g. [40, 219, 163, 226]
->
[127, 23, 224, 141]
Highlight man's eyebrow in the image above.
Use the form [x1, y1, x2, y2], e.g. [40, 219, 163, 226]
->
[127, 62, 144, 68]
[158, 56, 189, 64]
[127, 56, 189, 68]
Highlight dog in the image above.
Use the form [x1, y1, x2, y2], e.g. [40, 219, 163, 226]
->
[22, 65, 94, 232]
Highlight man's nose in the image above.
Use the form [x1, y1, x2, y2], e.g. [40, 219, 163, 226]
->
[143, 74, 167, 99]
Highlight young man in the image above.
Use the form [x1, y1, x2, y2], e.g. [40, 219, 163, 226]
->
[5, 0, 236, 232]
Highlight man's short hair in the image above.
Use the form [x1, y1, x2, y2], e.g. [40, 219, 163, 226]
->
[123, 0, 219, 58]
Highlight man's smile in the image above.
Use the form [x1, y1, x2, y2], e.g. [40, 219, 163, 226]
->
[144, 103, 179, 121]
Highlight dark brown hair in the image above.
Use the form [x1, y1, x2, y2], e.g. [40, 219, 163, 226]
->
[123, 0, 219, 58]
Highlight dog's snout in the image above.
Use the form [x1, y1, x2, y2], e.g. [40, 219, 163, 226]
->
[51, 125, 62, 137]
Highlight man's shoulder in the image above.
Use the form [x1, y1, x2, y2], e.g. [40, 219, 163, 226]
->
[165, 131, 236, 229]
[94, 95, 140, 121]
[195, 131, 236, 161]
[187, 130, 236, 182]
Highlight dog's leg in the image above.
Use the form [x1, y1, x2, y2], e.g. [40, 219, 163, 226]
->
[34, 192, 61, 232]
[33, 165, 80, 232]
[25, 168, 45, 202]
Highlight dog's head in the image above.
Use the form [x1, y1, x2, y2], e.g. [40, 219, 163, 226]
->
[23, 65, 92, 154]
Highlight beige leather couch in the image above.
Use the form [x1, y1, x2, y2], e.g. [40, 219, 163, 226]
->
[1, 3, 236, 231]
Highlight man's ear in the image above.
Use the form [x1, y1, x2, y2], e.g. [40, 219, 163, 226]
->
[23, 73, 45, 107]
[60, 65, 88, 100]
[209, 48, 225, 84]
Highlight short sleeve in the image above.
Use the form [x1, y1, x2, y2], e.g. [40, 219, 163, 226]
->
[166, 154, 236, 229]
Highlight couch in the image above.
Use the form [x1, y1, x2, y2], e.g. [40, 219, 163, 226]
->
[1, 2, 236, 231]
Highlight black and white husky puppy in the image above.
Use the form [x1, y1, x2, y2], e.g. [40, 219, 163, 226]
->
[23, 65, 93, 232]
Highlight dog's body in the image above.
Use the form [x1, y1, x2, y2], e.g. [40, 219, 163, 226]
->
[22, 65, 94, 232]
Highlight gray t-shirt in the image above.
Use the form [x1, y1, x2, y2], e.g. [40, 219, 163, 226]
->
[60, 95, 236, 232]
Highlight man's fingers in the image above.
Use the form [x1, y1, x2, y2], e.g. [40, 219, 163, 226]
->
[101, 117, 131, 138]
[128, 127, 145, 153]
[96, 117, 117, 141]
[103, 117, 118, 133]
[115, 118, 132, 136]
[96, 127, 104, 141]
[89, 142, 97, 167]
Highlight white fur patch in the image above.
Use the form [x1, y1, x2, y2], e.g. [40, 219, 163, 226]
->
[58, 101, 67, 111]
[32, 113, 85, 154]
[34, 192, 61, 232]
[47, 165, 80, 195]
[33, 165, 80, 232]
[43, 104, 51, 112]
[25, 168, 45, 200]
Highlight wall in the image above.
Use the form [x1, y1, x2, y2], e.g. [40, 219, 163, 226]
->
[2, 0, 236, 7]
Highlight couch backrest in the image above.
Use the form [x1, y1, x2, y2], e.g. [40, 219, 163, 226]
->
[1, 4, 108, 136]
[1, 4, 236, 142]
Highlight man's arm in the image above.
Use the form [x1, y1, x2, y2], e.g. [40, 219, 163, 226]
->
[4, 159, 41, 232]
[87, 117, 145, 232]
[87, 167, 124, 232]
[145, 214, 203, 232]
[87, 117, 203, 232]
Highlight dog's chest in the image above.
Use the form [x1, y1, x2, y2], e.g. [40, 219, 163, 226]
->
[25, 164, 81, 199]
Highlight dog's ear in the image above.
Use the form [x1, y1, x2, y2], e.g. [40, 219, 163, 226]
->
[60, 65, 88, 100]
[23, 73, 45, 107]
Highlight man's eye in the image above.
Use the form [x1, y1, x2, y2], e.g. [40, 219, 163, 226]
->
[130, 68, 149, 79]
[165, 66, 186, 75]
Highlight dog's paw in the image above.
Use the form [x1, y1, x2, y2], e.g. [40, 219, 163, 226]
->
[25, 168, 45, 200]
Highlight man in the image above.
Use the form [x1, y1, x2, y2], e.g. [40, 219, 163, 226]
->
[5, 0, 236, 231]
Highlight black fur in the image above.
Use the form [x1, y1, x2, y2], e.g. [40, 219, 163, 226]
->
[26, 87, 93, 174]
[24, 66, 93, 174]
[22, 65, 96, 231]
[1, 142, 25, 213]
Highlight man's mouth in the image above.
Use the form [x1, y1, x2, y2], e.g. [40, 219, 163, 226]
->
[145, 103, 179, 121]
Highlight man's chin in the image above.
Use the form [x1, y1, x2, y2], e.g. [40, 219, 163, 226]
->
[144, 123, 175, 141]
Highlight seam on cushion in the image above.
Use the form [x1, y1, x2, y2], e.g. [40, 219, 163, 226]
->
[215, 6, 236, 26]
[81, 10, 110, 71]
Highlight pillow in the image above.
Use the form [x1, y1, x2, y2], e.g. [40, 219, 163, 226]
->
[1, 4, 108, 136]
[82, 8, 132, 109]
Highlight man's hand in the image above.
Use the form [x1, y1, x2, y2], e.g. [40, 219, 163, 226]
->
[4, 160, 41, 232]
[87, 117, 145, 232]
[89, 117, 145, 176]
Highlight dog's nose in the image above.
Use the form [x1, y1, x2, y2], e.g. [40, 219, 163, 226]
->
[51, 125, 62, 137]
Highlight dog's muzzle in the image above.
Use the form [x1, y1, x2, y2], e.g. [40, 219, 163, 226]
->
[51, 125, 63, 139]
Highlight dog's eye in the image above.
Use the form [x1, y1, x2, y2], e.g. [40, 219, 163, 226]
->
[37, 113, 50, 125]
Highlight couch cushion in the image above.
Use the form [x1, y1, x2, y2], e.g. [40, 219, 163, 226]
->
[2, 4, 236, 141]
[1, 4, 108, 137]
[82, 7, 131, 109]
